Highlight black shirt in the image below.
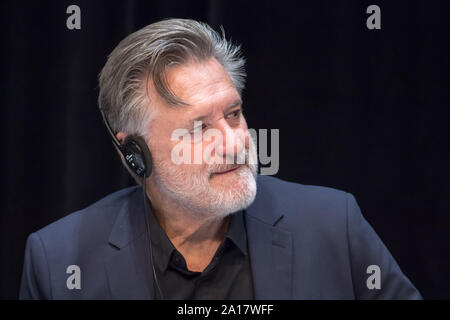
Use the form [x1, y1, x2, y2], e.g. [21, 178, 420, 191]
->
[146, 200, 254, 300]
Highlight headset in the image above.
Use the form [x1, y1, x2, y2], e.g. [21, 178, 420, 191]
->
[99, 110, 152, 178]
[100, 109, 164, 299]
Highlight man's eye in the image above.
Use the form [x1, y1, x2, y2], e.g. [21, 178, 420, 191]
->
[226, 110, 241, 119]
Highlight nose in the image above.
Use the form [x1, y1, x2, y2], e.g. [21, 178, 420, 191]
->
[214, 119, 246, 164]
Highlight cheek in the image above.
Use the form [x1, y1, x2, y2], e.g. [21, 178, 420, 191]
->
[168, 139, 209, 171]
[239, 118, 250, 147]
[238, 124, 251, 150]
[148, 139, 171, 163]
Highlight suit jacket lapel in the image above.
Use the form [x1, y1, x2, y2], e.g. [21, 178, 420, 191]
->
[104, 187, 154, 299]
[245, 176, 293, 299]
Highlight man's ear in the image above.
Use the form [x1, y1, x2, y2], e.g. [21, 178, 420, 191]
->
[116, 132, 127, 144]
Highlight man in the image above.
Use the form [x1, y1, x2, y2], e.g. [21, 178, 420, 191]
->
[19, 18, 421, 299]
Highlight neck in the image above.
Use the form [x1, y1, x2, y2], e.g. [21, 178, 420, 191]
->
[145, 178, 230, 252]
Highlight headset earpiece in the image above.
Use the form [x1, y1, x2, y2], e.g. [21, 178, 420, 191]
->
[99, 109, 152, 178]
[121, 135, 153, 178]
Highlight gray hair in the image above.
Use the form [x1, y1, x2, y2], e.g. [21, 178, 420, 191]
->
[98, 18, 246, 138]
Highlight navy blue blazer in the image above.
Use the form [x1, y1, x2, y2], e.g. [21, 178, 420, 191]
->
[19, 175, 422, 299]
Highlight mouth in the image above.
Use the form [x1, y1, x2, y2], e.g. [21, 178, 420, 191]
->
[211, 165, 241, 176]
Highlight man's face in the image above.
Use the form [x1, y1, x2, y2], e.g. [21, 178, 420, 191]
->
[146, 58, 258, 218]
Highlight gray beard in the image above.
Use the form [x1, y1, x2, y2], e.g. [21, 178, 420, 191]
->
[151, 138, 259, 220]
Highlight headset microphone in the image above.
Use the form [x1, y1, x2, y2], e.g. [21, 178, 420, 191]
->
[100, 109, 164, 299]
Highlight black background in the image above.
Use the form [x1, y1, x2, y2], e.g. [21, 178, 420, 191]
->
[1, 0, 449, 299]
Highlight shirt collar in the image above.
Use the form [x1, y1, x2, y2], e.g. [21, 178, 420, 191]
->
[145, 197, 175, 273]
[145, 196, 248, 272]
[225, 209, 248, 256]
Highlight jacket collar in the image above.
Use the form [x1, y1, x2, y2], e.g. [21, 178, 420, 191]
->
[107, 186, 146, 249]
[105, 186, 154, 299]
[245, 175, 293, 299]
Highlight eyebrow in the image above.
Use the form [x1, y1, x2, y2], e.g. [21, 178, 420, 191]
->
[186, 98, 243, 127]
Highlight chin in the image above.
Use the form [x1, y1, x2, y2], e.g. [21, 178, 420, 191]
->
[208, 166, 257, 214]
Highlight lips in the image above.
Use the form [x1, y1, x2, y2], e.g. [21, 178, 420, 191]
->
[213, 166, 240, 175]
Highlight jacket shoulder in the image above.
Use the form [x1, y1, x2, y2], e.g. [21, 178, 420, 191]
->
[20, 186, 140, 299]
[255, 175, 351, 237]
[256, 175, 350, 216]
[34, 185, 140, 251]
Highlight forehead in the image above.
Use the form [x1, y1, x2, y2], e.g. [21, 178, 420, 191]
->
[166, 57, 237, 103]
[150, 58, 240, 121]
